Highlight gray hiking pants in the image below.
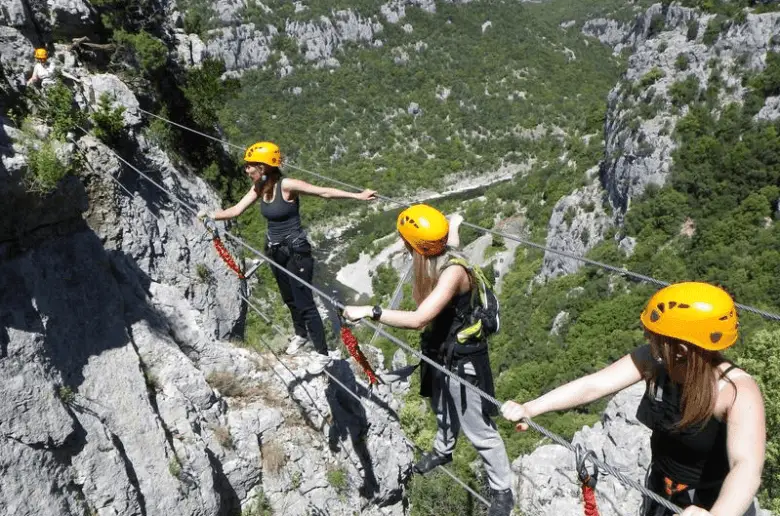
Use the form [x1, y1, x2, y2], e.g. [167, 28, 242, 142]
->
[431, 370, 513, 491]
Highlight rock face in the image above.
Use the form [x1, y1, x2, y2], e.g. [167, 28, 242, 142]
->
[0, 8, 412, 516]
[601, 4, 780, 219]
[539, 4, 780, 279]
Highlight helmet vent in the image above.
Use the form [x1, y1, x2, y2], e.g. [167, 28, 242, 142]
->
[678, 303, 690, 309]
[710, 332, 722, 343]
[656, 303, 665, 313]
[719, 315, 729, 321]
[650, 310, 660, 322]
[668, 301, 677, 309]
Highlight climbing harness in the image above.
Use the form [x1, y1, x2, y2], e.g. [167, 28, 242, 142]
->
[339, 318, 381, 386]
[575, 445, 600, 516]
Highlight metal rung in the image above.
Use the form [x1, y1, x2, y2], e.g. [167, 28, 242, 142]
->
[243, 258, 264, 279]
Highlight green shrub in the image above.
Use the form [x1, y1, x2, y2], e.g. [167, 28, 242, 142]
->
[183, 59, 240, 128]
[639, 67, 665, 88]
[58, 386, 75, 404]
[748, 51, 780, 99]
[686, 19, 699, 41]
[242, 491, 273, 516]
[25, 140, 69, 195]
[702, 16, 727, 45]
[113, 30, 168, 76]
[91, 93, 126, 144]
[168, 457, 182, 478]
[41, 82, 85, 139]
[669, 75, 701, 106]
[326, 467, 348, 494]
[647, 13, 666, 38]
[675, 54, 690, 71]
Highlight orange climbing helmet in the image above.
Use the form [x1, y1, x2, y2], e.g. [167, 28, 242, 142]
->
[34, 48, 48, 60]
[640, 282, 738, 351]
[397, 204, 449, 257]
[244, 141, 281, 167]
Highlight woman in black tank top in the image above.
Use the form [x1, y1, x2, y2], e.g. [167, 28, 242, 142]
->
[343, 205, 515, 516]
[500, 282, 766, 516]
[199, 141, 376, 375]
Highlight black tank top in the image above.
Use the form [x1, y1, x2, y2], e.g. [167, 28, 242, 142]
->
[260, 179, 303, 243]
[636, 363, 735, 487]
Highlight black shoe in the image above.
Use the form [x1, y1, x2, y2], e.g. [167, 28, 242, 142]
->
[413, 450, 453, 475]
[488, 488, 514, 516]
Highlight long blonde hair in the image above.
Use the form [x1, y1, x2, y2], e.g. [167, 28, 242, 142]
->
[645, 331, 731, 429]
[409, 245, 468, 305]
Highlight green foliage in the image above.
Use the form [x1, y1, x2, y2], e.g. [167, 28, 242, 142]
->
[90, 0, 158, 32]
[686, 19, 699, 41]
[738, 328, 780, 510]
[180, 0, 215, 36]
[326, 466, 348, 494]
[702, 16, 728, 45]
[242, 491, 273, 516]
[25, 139, 70, 195]
[647, 13, 666, 38]
[669, 75, 701, 107]
[168, 456, 182, 478]
[639, 67, 665, 88]
[748, 51, 780, 99]
[183, 59, 240, 129]
[91, 93, 126, 144]
[113, 30, 168, 77]
[41, 82, 85, 139]
[675, 54, 690, 71]
[196, 263, 213, 283]
[58, 386, 75, 404]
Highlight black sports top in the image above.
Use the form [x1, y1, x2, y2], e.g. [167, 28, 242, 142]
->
[635, 350, 734, 487]
[260, 179, 302, 243]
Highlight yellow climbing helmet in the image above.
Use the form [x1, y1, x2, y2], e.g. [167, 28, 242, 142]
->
[397, 204, 449, 257]
[244, 141, 281, 167]
[640, 282, 738, 351]
[34, 48, 48, 60]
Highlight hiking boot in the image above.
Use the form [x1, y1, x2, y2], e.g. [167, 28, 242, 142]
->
[286, 335, 309, 355]
[305, 352, 333, 375]
[488, 488, 514, 516]
[413, 450, 452, 475]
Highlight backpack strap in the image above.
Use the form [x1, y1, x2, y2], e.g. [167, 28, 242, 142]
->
[443, 257, 492, 309]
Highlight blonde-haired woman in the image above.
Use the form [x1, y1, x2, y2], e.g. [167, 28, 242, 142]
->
[199, 141, 376, 374]
[344, 204, 514, 516]
[501, 282, 766, 516]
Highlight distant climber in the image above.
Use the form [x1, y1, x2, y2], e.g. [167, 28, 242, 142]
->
[26, 48, 56, 88]
[198, 141, 376, 375]
[501, 282, 766, 516]
[344, 204, 515, 516]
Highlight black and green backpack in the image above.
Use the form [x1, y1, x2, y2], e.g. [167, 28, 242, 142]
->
[446, 257, 500, 344]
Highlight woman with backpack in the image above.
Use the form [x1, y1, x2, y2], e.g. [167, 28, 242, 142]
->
[199, 141, 376, 375]
[343, 204, 514, 516]
[501, 282, 766, 516]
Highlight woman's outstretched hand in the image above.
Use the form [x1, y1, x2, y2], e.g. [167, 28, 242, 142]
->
[356, 189, 378, 201]
[500, 400, 531, 431]
[343, 305, 372, 321]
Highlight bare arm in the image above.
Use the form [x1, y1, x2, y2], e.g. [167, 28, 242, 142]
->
[502, 350, 645, 427]
[212, 186, 258, 220]
[525, 353, 644, 417]
[708, 375, 766, 516]
[343, 266, 467, 330]
[283, 178, 376, 200]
